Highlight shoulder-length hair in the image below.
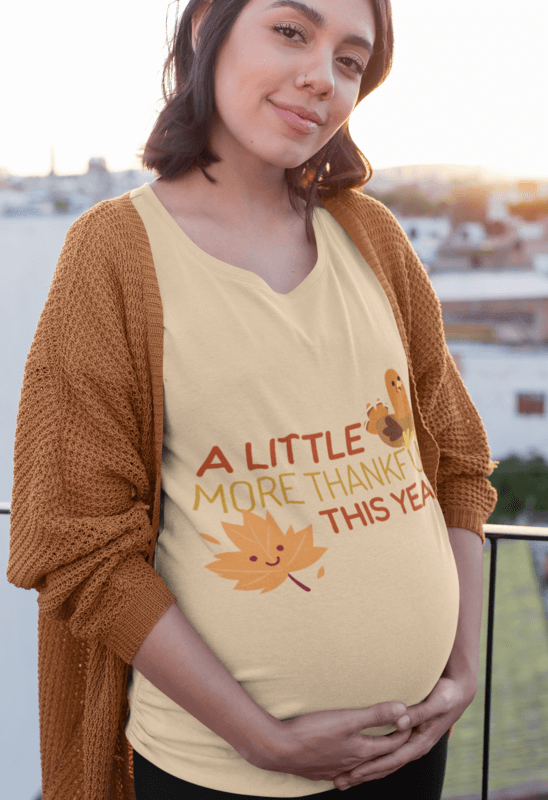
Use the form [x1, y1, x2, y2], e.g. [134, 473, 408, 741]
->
[139, 0, 394, 242]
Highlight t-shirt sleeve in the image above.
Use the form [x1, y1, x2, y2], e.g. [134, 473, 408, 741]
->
[6, 204, 178, 665]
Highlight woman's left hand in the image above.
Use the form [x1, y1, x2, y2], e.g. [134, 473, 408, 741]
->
[332, 674, 478, 789]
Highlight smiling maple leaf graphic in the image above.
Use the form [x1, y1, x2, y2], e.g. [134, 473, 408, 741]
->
[204, 510, 327, 593]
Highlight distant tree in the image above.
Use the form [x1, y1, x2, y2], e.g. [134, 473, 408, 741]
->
[507, 199, 548, 221]
[487, 455, 548, 522]
[54, 198, 69, 213]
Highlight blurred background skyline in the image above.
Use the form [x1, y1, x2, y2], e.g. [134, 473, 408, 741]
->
[2, 0, 548, 179]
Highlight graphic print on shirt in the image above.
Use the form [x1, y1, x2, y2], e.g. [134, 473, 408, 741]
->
[195, 367, 436, 596]
[201, 510, 327, 594]
[365, 369, 416, 452]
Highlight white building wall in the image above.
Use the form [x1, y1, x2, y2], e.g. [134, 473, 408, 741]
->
[445, 341, 548, 461]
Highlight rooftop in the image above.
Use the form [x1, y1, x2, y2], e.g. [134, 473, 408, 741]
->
[430, 270, 548, 302]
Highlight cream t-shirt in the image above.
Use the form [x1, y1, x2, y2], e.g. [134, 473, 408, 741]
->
[125, 181, 459, 796]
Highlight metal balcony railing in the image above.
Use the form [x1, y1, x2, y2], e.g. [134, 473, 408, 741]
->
[1, 500, 548, 799]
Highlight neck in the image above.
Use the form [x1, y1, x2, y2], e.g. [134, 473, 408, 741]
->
[159, 120, 305, 225]
[188, 163, 293, 224]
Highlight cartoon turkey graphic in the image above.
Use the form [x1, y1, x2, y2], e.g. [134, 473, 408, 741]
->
[365, 369, 416, 451]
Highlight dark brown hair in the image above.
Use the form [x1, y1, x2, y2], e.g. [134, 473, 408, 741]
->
[139, 0, 394, 241]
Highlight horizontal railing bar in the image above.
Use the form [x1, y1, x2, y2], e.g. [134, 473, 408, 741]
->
[483, 523, 548, 537]
[1, 502, 547, 537]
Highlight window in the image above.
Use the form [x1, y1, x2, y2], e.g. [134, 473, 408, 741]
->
[517, 393, 545, 415]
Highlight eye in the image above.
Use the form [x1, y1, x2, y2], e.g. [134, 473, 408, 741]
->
[277, 545, 284, 551]
[250, 555, 258, 561]
[338, 56, 366, 76]
[272, 23, 306, 42]
[392, 381, 396, 387]
[272, 24, 366, 77]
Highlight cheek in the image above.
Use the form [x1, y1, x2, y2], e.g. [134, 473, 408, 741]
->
[216, 35, 278, 95]
[331, 89, 359, 128]
[318, 98, 355, 146]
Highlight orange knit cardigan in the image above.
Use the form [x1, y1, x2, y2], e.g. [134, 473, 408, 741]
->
[6, 187, 497, 800]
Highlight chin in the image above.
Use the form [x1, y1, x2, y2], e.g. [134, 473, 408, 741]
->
[255, 144, 322, 171]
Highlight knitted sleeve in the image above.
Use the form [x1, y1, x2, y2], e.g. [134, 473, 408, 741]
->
[346, 191, 497, 541]
[6, 204, 178, 664]
[397, 219, 498, 541]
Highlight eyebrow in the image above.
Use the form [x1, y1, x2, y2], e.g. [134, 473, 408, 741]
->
[266, 0, 374, 54]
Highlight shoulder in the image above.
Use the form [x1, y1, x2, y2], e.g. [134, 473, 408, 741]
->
[52, 192, 153, 303]
[326, 188, 411, 245]
[322, 188, 419, 278]
[64, 191, 144, 246]
[58, 192, 152, 282]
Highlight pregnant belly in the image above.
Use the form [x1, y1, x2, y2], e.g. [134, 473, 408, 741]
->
[186, 545, 460, 737]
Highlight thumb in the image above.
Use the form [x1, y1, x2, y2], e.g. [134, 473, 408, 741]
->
[354, 701, 408, 732]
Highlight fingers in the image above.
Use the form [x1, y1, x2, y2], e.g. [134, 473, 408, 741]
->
[337, 729, 438, 787]
[394, 713, 411, 729]
[355, 726, 412, 763]
[397, 675, 463, 731]
[354, 700, 407, 732]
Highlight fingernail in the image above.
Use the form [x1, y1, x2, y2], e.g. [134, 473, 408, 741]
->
[398, 715, 411, 727]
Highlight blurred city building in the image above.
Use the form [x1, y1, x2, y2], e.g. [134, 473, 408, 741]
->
[3, 158, 548, 350]
[431, 270, 548, 345]
[446, 340, 548, 461]
[426, 178, 548, 345]
[0, 150, 155, 217]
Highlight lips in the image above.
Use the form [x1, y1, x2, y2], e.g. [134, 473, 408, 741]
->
[271, 102, 323, 125]
[270, 103, 320, 135]
[265, 556, 281, 567]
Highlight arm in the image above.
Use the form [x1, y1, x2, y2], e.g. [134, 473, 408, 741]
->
[421, 352, 498, 541]
[6, 205, 177, 663]
[131, 602, 282, 761]
[441, 526, 485, 691]
[400, 227, 498, 540]
[131, 601, 414, 778]
[324, 191, 498, 541]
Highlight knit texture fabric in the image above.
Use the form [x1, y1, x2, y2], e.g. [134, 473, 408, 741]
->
[6, 187, 497, 800]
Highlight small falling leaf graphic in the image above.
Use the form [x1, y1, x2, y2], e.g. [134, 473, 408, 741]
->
[317, 566, 325, 579]
[200, 533, 221, 545]
[205, 510, 327, 594]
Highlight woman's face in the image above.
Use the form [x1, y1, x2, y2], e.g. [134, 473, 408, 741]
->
[199, 0, 376, 171]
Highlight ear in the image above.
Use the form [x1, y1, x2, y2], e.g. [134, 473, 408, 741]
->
[191, 0, 214, 53]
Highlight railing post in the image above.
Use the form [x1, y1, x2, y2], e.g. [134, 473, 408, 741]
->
[482, 535, 498, 800]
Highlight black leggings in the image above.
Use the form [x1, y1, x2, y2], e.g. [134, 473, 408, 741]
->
[133, 730, 449, 800]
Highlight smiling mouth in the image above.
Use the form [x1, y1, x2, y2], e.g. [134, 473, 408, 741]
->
[265, 556, 280, 567]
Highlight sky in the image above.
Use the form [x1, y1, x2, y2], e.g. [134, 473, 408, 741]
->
[2, 0, 548, 180]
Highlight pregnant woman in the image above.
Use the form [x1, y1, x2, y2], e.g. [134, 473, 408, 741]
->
[7, 0, 498, 798]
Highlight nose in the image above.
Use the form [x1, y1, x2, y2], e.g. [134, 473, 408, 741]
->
[299, 54, 335, 100]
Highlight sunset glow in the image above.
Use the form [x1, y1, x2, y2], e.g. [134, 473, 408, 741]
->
[2, 0, 547, 178]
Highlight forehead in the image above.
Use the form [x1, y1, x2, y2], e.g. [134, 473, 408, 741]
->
[246, 0, 377, 41]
